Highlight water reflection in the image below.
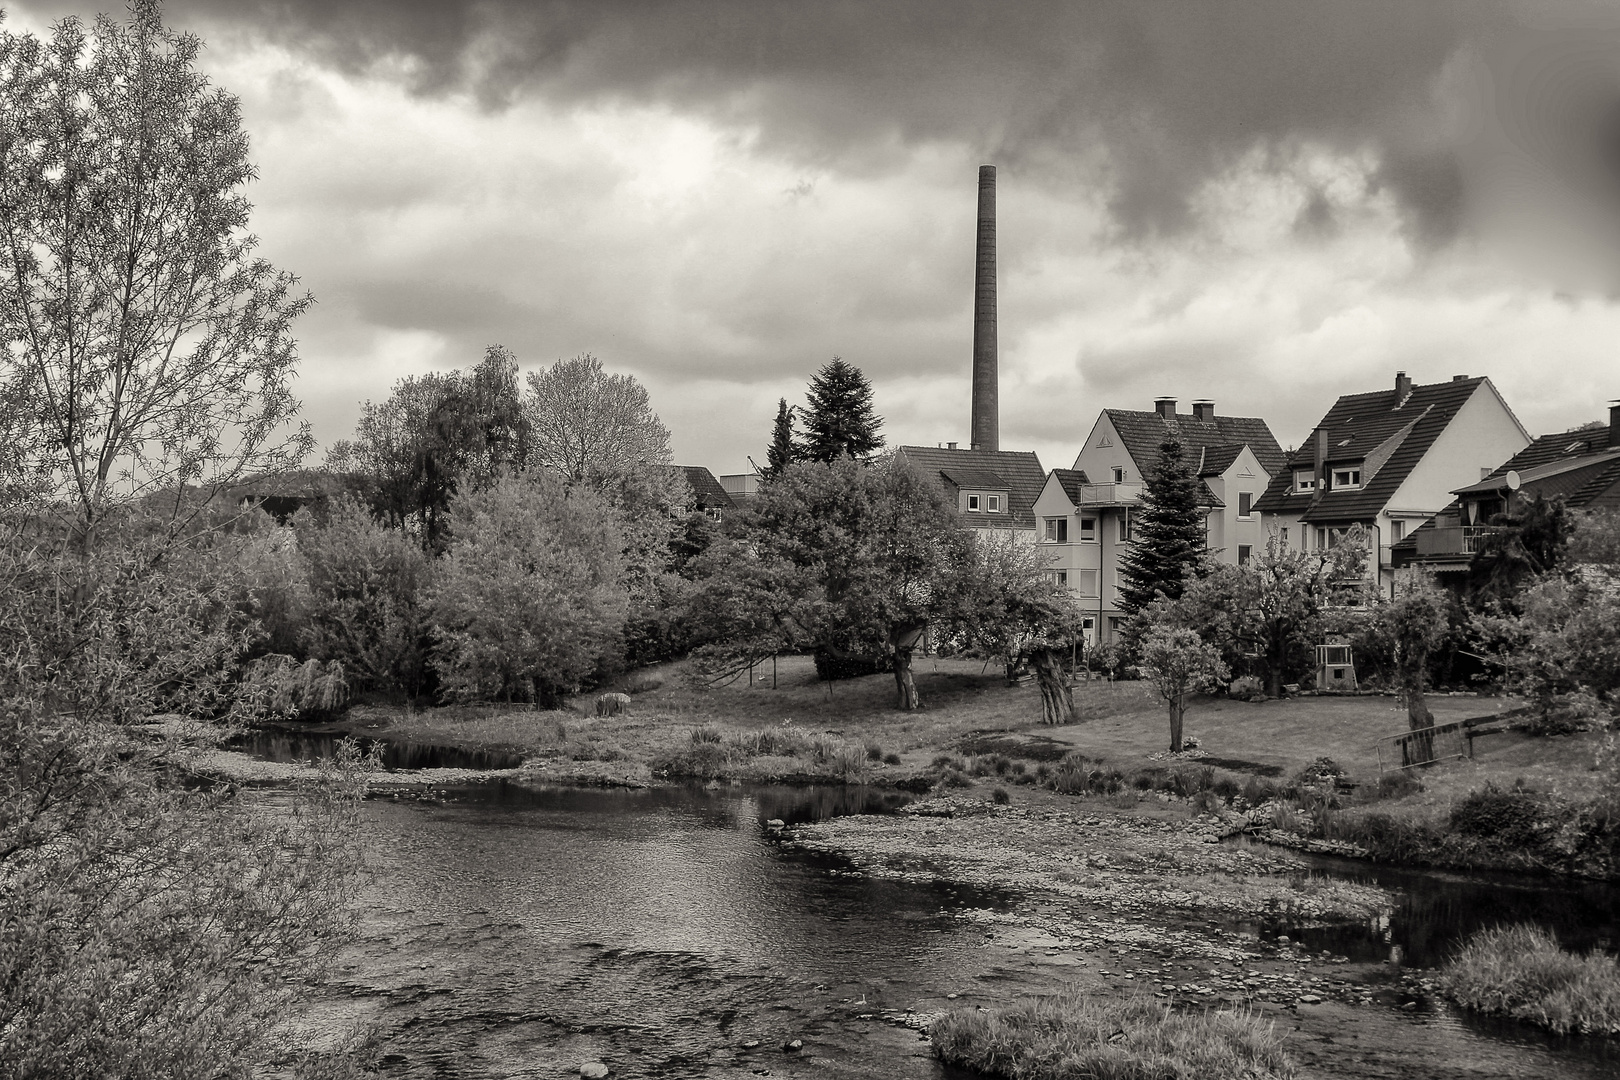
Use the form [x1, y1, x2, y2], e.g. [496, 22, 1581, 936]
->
[236, 727, 526, 771]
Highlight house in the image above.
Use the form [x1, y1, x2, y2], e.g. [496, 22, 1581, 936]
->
[667, 465, 735, 520]
[895, 444, 1048, 535]
[1254, 372, 1530, 596]
[718, 473, 761, 505]
[1392, 402, 1620, 576]
[1030, 398, 1286, 645]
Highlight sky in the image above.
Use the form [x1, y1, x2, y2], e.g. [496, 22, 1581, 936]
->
[12, 0, 1620, 474]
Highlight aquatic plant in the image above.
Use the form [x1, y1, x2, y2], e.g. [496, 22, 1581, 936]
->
[1441, 925, 1620, 1035]
[931, 990, 1296, 1079]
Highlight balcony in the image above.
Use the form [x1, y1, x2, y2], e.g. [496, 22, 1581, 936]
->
[1415, 525, 1493, 557]
[1075, 481, 1144, 507]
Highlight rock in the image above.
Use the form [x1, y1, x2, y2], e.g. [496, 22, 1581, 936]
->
[766, 819, 786, 828]
[579, 1063, 609, 1078]
[741, 1040, 760, 1049]
[783, 1039, 803, 1052]
[945, 993, 959, 1000]
[1299, 994, 1322, 1004]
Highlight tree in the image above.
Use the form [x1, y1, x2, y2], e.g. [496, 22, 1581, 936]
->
[1370, 578, 1451, 759]
[764, 398, 797, 478]
[1117, 438, 1206, 620]
[1138, 627, 1229, 752]
[799, 357, 885, 463]
[0, 2, 313, 538]
[525, 353, 673, 486]
[1154, 530, 1369, 697]
[1466, 493, 1574, 606]
[426, 473, 628, 704]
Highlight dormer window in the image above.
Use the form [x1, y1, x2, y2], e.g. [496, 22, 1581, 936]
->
[967, 494, 980, 512]
[987, 495, 1000, 513]
[1294, 470, 1316, 493]
[1331, 468, 1361, 490]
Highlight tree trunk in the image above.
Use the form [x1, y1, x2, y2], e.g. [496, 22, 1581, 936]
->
[1031, 648, 1075, 725]
[1405, 683, 1435, 764]
[1168, 698, 1184, 752]
[890, 622, 925, 711]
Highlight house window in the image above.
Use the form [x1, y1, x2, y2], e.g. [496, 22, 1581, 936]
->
[1294, 470, 1316, 493]
[1048, 569, 1068, 586]
[1332, 468, 1361, 489]
[1079, 517, 1097, 541]
[1390, 520, 1405, 541]
[1044, 517, 1068, 543]
[987, 494, 1001, 513]
[1118, 508, 1132, 542]
[1316, 527, 1352, 550]
[1081, 617, 1095, 631]
[967, 494, 980, 512]
[1280, 527, 1289, 547]
[1078, 569, 1099, 596]
[1238, 492, 1253, 518]
[1238, 545, 1252, 565]
[1111, 466, 1126, 483]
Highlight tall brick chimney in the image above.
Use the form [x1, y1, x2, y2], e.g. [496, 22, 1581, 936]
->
[1610, 400, 1620, 448]
[1154, 397, 1177, 420]
[970, 165, 998, 452]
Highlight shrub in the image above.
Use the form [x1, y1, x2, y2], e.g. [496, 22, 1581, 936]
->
[811, 737, 866, 781]
[621, 670, 665, 695]
[1241, 776, 1280, 805]
[1228, 674, 1265, 702]
[1450, 785, 1546, 843]
[690, 724, 723, 745]
[991, 787, 1011, 805]
[882, 752, 902, 766]
[1441, 926, 1620, 1035]
[651, 742, 730, 779]
[1375, 771, 1423, 801]
[731, 727, 808, 757]
[1212, 777, 1240, 801]
[1296, 757, 1346, 785]
[931, 989, 1296, 1079]
[865, 741, 884, 762]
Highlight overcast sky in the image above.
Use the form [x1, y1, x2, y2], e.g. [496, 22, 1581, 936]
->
[13, 1, 1620, 472]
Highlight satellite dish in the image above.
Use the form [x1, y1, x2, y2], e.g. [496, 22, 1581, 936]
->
[1505, 470, 1521, 491]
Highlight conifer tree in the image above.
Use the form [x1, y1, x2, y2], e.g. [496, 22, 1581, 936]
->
[799, 357, 885, 463]
[764, 398, 796, 478]
[1118, 437, 1207, 618]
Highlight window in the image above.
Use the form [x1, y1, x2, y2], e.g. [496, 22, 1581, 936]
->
[1044, 517, 1068, 543]
[1238, 492, 1253, 518]
[1079, 517, 1097, 541]
[1294, 470, 1316, 493]
[1316, 526, 1352, 550]
[1238, 545, 1252, 565]
[1078, 569, 1099, 596]
[1081, 617, 1095, 631]
[987, 494, 1001, 513]
[1332, 468, 1361, 489]
[967, 494, 980, 512]
[1118, 508, 1132, 542]
[1111, 466, 1126, 483]
[1048, 569, 1068, 586]
[1390, 520, 1405, 541]
[1280, 527, 1289, 547]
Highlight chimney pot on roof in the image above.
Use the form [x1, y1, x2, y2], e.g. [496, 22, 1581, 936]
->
[947, 441, 958, 451]
[1395, 371, 1413, 405]
[1453, 374, 1468, 382]
[1154, 397, 1177, 420]
[1192, 400, 1215, 422]
[1610, 401, 1620, 448]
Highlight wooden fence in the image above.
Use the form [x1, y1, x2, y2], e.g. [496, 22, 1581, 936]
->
[1375, 715, 1509, 773]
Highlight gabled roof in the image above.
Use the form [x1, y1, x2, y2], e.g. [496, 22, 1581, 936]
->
[669, 465, 734, 511]
[1050, 467, 1091, 504]
[940, 467, 1010, 490]
[897, 445, 1047, 529]
[1254, 376, 1497, 522]
[1196, 444, 1246, 478]
[1105, 410, 1287, 479]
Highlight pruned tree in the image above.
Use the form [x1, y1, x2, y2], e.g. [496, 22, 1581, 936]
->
[764, 397, 796, 479]
[799, 357, 885, 463]
[1369, 578, 1451, 760]
[1117, 437, 1207, 620]
[1138, 626, 1228, 752]
[0, 2, 313, 539]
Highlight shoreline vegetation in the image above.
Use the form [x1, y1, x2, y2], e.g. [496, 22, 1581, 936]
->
[1440, 926, 1620, 1036]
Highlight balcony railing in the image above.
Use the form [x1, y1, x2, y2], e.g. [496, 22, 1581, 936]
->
[1075, 482, 1144, 507]
[1415, 525, 1493, 557]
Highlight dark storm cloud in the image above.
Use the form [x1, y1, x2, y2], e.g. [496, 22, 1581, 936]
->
[156, 0, 1503, 243]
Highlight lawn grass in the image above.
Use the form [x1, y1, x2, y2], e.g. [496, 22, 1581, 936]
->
[931, 988, 1296, 1079]
[1441, 926, 1620, 1035]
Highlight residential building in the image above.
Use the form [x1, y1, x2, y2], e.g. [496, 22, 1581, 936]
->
[1254, 372, 1530, 596]
[668, 465, 735, 520]
[718, 472, 761, 505]
[895, 444, 1047, 535]
[1393, 402, 1620, 576]
[1030, 398, 1286, 645]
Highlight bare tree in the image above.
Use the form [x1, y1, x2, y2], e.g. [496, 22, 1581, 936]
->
[525, 353, 673, 486]
[0, 2, 313, 536]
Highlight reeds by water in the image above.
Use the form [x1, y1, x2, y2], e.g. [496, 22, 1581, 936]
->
[1441, 926, 1620, 1035]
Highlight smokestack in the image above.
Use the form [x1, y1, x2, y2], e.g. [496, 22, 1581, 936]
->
[1610, 401, 1619, 448]
[970, 164, 998, 452]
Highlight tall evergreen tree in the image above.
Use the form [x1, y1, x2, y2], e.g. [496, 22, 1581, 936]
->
[764, 398, 796, 478]
[799, 357, 885, 463]
[1117, 437, 1207, 618]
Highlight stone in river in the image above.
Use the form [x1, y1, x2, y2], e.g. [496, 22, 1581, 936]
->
[579, 1064, 609, 1079]
[783, 1039, 803, 1051]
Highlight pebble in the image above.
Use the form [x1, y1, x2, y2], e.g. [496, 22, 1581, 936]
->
[579, 1064, 608, 1079]
[741, 1040, 760, 1049]
[783, 1038, 803, 1052]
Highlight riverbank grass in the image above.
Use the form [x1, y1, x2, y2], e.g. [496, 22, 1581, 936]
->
[1441, 926, 1620, 1035]
[931, 989, 1295, 1079]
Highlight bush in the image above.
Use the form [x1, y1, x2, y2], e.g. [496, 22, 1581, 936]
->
[1450, 784, 1546, 843]
[931, 989, 1296, 1079]
[991, 787, 1011, 805]
[1375, 771, 1423, 800]
[882, 752, 902, 766]
[1296, 757, 1346, 785]
[1441, 926, 1620, 1035]
[865, 741, 884, 762]
[1241, 776, 1281, 805]
[1228, 674, 1265, 702]
[731, 727, 809, 757]
[651, 742, 730, 779]
[690, 724, 723, 744]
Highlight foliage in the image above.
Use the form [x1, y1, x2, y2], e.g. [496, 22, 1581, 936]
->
[1441, 926, 1620, 1035]
[797, 356, 885, 463]
[931, 990, 1296, 1080]
[1480, 569, 1620, 719]
[1117, 438, 1207, 620]
[239, 654, 350, 720]
[1228, 675, 1265, 701]
[0, 2, 313, 533]
[1368, 578, 1451, 735]
[1138, 627, 1229, 752]
[426, 473, 628, 704]
[765, 397, 796, 478]
[1466, 493, 1574, 606]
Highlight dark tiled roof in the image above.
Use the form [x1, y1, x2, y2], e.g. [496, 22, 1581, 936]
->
[1106, 410, 1287, 479]
[669, 465, 735, 511]
[1196, 444, 1246, 478]
[1254, 377, 1493, 522]
[940, 467, 1010, 489]
[897, 445, 1047, 529]
[1051, 467, 1091, 503]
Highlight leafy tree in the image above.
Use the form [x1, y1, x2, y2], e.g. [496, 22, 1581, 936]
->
[1367, 578, 1451, 759]
[1466, 493, 1574, 606]
[765, 397, 797, 478]
[1152, 530, 1369, 697]
[426, 473, 627, 704]
[1117, 437, 1206, 620]
[799, 357, 885, 463]
[1138, 626, 1229, 752]
[0, 2, 313, 539]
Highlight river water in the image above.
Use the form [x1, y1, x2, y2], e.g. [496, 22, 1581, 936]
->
[289, 776, 1620, 1079]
